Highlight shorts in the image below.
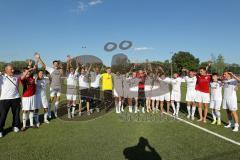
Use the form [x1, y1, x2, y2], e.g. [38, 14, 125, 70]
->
[89, 87, 100, 100]
[159, 92, 171, 102]
[50, 88, 61, 97]
[171, 91, 181, 102]
[195, 91, 210, 103]
[22, 95, 36, 110]
[80, 89, 90, 101]
[210, 100, 222, 110]
[66, 94, 77, 101]
[35, 93, 48, 109]
[186, 89, 197, 102]
[222, 98, 238, 111]
[114, 88, 124, 97]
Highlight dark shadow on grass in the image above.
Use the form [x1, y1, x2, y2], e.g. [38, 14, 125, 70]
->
[123, 137, 162, 160]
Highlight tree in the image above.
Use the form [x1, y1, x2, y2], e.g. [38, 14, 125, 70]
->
[171, 51, 200, 73]
[214, 54, 226, 75]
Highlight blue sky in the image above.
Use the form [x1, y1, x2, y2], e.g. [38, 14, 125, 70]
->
[0, 0, 240, 66]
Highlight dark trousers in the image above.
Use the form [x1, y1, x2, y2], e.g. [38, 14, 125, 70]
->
[103, 90, 113, 111]
[0, 98, 21, 132]
[90, 87, 101, 108]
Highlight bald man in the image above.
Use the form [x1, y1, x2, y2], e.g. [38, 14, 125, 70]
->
[0, 65, 21, 138]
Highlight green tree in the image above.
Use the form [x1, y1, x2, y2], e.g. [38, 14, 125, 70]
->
[171, 51, 200, 73]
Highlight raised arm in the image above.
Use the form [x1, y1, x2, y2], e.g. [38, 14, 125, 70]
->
[35, 52, 46, 69]
[229, 72, 240, 81]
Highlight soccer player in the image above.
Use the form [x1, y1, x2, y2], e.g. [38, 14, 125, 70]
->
[20, 66, 37, 131]
[66, 56, 79, 118]
[159, 74, 171, 114]
[144, 72, 154, 113]
[170, 73, 183, 117]
[0, 65, 21, 137]
[128, 71, 141, 113]
[195, 65, 211, 123]
[222, 72, 239, 132]
[36, 53, 63, 118]
[182, 69, 197, 120]
[35, 70, 50, 125]
[151, 73, 161, 113]
[209, 73, 222, 125]
[123, 71, 132, 112]
[113, 72, 124, 113]
[101, 67, 114, 112]
[90, 66, 102, 112]
[79, 65, 91, 116]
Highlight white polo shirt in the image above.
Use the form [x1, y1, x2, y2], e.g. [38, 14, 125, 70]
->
[0, 74, 20, 100]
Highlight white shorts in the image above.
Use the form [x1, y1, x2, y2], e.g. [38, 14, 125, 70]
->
[159, 92, 171, 102]
[66, 94, 77, 101]
[35, 94, 48, 109]
[210, 100, 222, 110]
[222, 98, 238, 111]
[195, 91, 210, 103]
[171, 92, 181, 102]
[186, 89, 197, 102]
[22, 95, 36, 111]
[50, 88, 61, 97]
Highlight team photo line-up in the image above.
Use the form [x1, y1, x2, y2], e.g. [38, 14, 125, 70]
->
[0, 52, 240, 138]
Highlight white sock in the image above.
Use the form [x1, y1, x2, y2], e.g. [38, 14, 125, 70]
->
[115, 101, 119, 113]
[34, 113, 39, 124]
[191, 106, 196, 117]
[187, 106, 191, 116]
[29, 112, 34, 126]
[44, 112, 48, 121]
[72, 105, 76, 114]
[134, 105, 138, 112]
[216, 110, 221, 120]
[54, 101, 59, 114]
[212, 110, 216, 121]
[67, 105, 71, 114]
[129, 106, 132, 112]
[176, 102, 180, 115]
[171, 102, 176, 114]
[118, 101, 122, 112]
[22, 112, 28, 128]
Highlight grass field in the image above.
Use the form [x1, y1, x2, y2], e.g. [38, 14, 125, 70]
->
[0, 84, 240, 160]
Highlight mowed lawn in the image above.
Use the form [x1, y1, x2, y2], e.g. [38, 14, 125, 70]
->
[0, 84, 240, 160]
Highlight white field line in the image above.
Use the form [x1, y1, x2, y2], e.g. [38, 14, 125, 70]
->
[163, 112, 240, 146]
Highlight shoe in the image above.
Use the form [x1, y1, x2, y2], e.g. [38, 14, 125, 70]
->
[96, 108, 100, 112]
[36, 123, 40, 128]
[54, 113, 58, 118]
[224, 124, 233, 128]
[71, 113, 75, 118]
[21, 127, 27, 132]
[13, 127, 19, 133]
[217, 119, 221, 126]
[0, 132, 3, 138]
[44, 120, 50, 124]
[173, 112, 176, 116]
[233, 127, 239, 132]
[121, 108, 124, 112]
[87, 111, 90, 116]
[187, 115, 190, 119]
[211, 120, 217, 125]
[79, 112, 82, 116]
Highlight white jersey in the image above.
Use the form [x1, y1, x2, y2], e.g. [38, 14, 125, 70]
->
[184, 76, 197, 91]
[210, 81, 222, 101]
[159, 77, 171, 93]
[36, 78, 48, 94]
[171, 77, 183, 93]
[67, 72, 78, 88]
[223, 79, 238, 100]
[79, 74, 90, 89]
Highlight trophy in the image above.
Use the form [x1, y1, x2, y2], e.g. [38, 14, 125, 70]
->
[34, 52, 40, 62]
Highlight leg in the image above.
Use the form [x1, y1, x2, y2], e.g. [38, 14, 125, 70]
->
[128, 98, 133, 113]
[0, 100, 11, 133]
[186, 101, 191, 118]
[166, 101, 170, 113]
[232, 111, 239, 132]
[197, 102, 203, 121]
[10, 98, 21, 129]
[21, 110, 29, 130]
[191, 102, 196, 120]
[203, 103, 209, 123]
[171, 100, 176, 115]
[34, 109, 40, 127]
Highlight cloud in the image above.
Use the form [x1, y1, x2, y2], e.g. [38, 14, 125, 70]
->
[71, 0, 103, 14]
[88, 0, 103, 6]
[134, 47, 154, 51]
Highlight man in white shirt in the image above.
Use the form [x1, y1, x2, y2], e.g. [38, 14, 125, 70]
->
[159, 74, 171, 114]
[0, 65, 21, 138]
[90, 67, 101, 111]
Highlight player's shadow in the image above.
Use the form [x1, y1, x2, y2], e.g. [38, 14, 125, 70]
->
[123, 137, 162, 160]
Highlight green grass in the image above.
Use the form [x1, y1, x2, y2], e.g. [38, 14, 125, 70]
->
[0, 84, 240, 160]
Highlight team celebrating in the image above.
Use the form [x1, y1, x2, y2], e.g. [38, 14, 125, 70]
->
[0, 53, 239, 138]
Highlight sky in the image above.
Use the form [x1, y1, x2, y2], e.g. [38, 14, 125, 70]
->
[0, 0, 240, 66]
